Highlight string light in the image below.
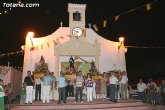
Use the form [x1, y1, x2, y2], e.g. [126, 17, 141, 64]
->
[0, 50, 23, 57]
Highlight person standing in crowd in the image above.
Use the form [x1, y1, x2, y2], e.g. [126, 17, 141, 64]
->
[119, 71, 128, 100]
[95, 78, 101, 99]
[55, 71, 66, 104]
[74, 71, 84, 103]
[7, 83, 13, 103]
[20, 83, 26, 104]
[137, 79, 147, 103]
[156, 84, 161, 105]
[146, 78, 151, 103]
[93, 80, 96, 99]
[160, 80, 165, 105]
[42, 70, 52, 104]
[49, 72, 56, 101]
[109, 71, 118, 103]
[68, 78, 74, 97]
[100, 72, 107, 101]
[86, 73, 94, 102]
[148, 79, 157, 108]
[0, 80, 5, 110]
[24, 71, 34, 104]
[106, 72, 110, 100]
[34, 77, 42, 101]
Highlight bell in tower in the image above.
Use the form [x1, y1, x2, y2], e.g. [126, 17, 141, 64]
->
[73, 11, 81, 21]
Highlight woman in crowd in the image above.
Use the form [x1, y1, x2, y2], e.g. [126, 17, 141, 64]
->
[95, 78, 101, 99]
[160, 80, 165, 105]
[156, 84, 161, 105]
[148, 79, 157, 107]
[100, 72, 107, 101]
[86, 73, 94, 102]
[106, 72, 110, 99]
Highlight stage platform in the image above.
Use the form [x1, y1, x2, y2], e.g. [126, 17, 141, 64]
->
[11, 99, 151, 110]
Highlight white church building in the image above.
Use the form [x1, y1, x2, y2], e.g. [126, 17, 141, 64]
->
[22, 3, 127, 79]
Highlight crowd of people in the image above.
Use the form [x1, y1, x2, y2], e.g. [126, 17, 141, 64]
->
[22, 70, 129, 104]
[0, 80, 13, 104]
[1, 69, 165, 108]
[137, 78, 165, 108]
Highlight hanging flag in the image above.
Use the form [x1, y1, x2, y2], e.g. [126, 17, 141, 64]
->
[115, 15, 120, 21]
[146, 3, 151, 11]
[30, 47, 35, 51]
[41, 44, 43, 49]
[83, 29, 86, 37]
[93, 24, 98, 31]
[103, 20, 107, 28]
[47, 42, 50, 47]
[59, 36, 64, 39]
[53, 40, 57, 46]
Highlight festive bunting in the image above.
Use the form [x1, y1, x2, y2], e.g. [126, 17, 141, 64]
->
[93, 24, 98, 31]
[59, 36, 64, 39]
[41, 44, 43, 49]
[91, 0, 156, 32]
[47, 42, 50, 47]
[30, 47, 35, 51]
[103, 20, 107, 28]
[146, 3, 151, 11]
[53, 40, 58, 46]
[115, 15, 120, 21]
[83, 29, 86, 37]
[0, 51, 23, 57]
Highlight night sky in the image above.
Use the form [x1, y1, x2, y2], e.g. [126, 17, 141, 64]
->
[0, 0, 165, 80]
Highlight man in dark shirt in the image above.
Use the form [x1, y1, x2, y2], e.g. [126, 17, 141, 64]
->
[24, 71, 34, 104]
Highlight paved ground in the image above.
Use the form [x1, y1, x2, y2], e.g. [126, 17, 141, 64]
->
[9, 100, 165, 110]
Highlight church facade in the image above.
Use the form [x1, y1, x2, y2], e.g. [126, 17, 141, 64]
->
[22, 3, 127, 79]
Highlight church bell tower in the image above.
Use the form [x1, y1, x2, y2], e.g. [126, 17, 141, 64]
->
[68, 3, 86, 39]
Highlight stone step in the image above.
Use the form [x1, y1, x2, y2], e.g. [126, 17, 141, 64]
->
[17, 99, 150, 110]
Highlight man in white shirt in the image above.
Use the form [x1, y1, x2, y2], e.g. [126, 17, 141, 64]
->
[137, 79, 147, 103]
[109, 72, 118, 103]
[119, 71, 128, 100]
[49, 72, 56, 101]
[75, 71, 84, 103]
